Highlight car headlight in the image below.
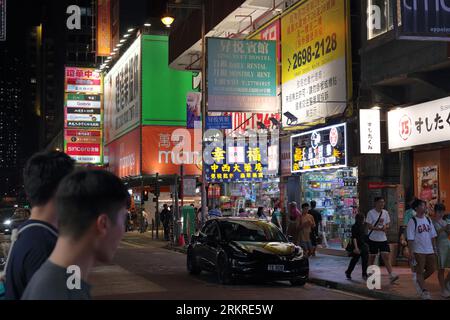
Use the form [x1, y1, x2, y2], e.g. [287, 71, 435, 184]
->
[292, 246, 304, 261]
[3, 219, 11, 226]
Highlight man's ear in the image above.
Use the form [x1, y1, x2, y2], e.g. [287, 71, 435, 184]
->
[96, 214, 109, 236]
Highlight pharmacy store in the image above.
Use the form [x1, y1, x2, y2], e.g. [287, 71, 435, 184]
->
[291, 123, 358, 250]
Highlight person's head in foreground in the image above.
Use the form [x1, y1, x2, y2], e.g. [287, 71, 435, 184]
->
[21, 170, 129, 300]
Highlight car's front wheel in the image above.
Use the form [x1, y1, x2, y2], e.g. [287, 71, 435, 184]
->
[217, 254, 233, 285]
[187, 249, 201, 275]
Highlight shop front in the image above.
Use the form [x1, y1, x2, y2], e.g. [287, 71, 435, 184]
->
[388, 97, 450, 212]
[291, 123, 358, 250]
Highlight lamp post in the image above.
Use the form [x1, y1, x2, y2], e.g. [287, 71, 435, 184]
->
[162, 1, 207, 229]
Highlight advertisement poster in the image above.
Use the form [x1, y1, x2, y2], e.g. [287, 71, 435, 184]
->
[142, 126, 201, 176]
[291, 123, 347, 173]
[104, 36, 141, 144]
[399, 0, 450, 41]
[65, 93, 102, 129]
[224, 112, 281, 136]
[187, 92, 201, 129]
[207, 38, 277, 112]
[65, 67, 102, 93]
[64, 130, 102, 164]
[281, 0, 350, 128]
[388, 97, 450, 150]
[141, 35, 193, 127]
[105, 127, 141, 178]
[97, 0, 111, 56]
[417, 166, 439, 211]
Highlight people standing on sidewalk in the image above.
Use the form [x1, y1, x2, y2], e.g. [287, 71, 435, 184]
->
[2, 151, 74, 300]
[21, 170, 129, 300]
[140, 209, 149, 234]
[309, 201, 322, 257]
[431, 203, 450, 298]
[298, 203, 316, 257]
[345, 214, 369, 280]
[406, 199, 438, 300]
[365, 197, 399, 283]
[286, 202, 300, 244]
[160, 204, 171, 241]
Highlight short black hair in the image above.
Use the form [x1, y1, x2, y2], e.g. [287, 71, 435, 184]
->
[23, 151, 75, 207]
[374, 197, 384, 203]
[411, 199, 426, 210]
[434, 203, 446, 213]
[55, 170, 128, 239]
[301, 203, 310, 209]
[310, 200, 317, 208]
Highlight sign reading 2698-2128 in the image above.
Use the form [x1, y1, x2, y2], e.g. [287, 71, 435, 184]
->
[281, 0, 350, 128]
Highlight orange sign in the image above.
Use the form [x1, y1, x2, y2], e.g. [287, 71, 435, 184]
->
[142, 126, 201, 176]
[106, 127, 140, 178]
[97, 0, 111, 56]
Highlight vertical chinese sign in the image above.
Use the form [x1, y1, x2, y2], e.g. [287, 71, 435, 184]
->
[360, 109, 381, 154]
[97, 0, 112, 56]
[64, 67, 103, 164]
[281, 0, 351, 128]
[0, 0, 6, 41]
[207, 38, 278, 112]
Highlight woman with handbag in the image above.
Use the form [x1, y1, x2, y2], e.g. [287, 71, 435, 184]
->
[345, 214, 369, 280]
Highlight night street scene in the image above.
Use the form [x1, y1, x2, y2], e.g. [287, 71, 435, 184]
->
[1, 0, 450, 309]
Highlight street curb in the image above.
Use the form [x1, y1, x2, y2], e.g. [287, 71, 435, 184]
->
[162, 244, 414, 300]
[307, 277, 414, 300]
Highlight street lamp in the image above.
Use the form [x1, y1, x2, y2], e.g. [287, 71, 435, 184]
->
[163, 0, 207, 228]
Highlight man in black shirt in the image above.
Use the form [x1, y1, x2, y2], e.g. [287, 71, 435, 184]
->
[160, 204, 171, 241]
[3, 151, 74, 299]
[309, 201, 322, 257]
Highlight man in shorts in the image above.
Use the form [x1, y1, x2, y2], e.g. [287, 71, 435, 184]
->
[366, 197, 399, 283]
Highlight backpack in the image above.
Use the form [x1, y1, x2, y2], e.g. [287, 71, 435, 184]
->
[0, 223, 58, 281]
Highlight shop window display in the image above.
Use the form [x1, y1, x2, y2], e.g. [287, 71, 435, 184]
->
[301, 168, 358, 249]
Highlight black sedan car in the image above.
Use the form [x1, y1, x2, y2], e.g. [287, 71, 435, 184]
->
[187, 218, 309, 286]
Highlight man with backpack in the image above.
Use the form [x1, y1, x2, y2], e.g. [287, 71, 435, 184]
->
[406, 199, 438, 300]
[1, 151, 74, 299]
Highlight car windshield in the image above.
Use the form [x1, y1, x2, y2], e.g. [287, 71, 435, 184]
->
[220, 220, 287, 242]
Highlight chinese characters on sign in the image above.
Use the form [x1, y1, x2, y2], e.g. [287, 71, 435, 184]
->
[64, 67, 103, 165]
[281, 0, 349, 127]
[360, 109, 381, 154]
[206, 144, 272, 183]
[206, 116, 232, 130]
[97, 0, 112, 56]
[291, 123, 347, 172]
[207, 38, 278, 112]
[388, 97, 450, 149]
[104, 36, 141, 144]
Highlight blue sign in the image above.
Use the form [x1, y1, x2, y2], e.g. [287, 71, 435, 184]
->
[206, 116, 232, 129]
[207, 38, 277, 113]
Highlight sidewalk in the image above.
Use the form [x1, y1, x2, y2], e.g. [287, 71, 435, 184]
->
[120, 233, 447, 300]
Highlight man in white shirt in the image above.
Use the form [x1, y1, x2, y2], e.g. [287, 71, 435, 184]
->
[366, 197, 399, 283]
[406, 199, 437, 300]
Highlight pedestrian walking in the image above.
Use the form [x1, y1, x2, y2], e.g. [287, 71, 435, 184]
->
[2, 151, 74, 300]
[160, 204, 171, 241]
[365, 197, 399, 283]
[345, 214, 369, 280]
[298, 203, 315, 257]
[256, 207, 267, 220]
[406, 199, 438, 300]
[286, 202, 300, 244]
[309, 201, 322, 256]
[21, 170, 129, 300]
[271, 205, 282, 231]
[141, 209, 149, 233]
[431, 203, 450, 298]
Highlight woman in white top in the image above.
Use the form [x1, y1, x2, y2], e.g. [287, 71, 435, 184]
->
[432, 203, 450, 298]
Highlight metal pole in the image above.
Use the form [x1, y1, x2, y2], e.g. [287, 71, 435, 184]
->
[156, 173, 159, 239]
[200, 0, 207, 228]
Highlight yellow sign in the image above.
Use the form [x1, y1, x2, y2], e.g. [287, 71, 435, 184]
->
[281, 0, 350, 127]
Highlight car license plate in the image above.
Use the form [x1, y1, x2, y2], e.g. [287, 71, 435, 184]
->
[267, 264, 284, 272]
